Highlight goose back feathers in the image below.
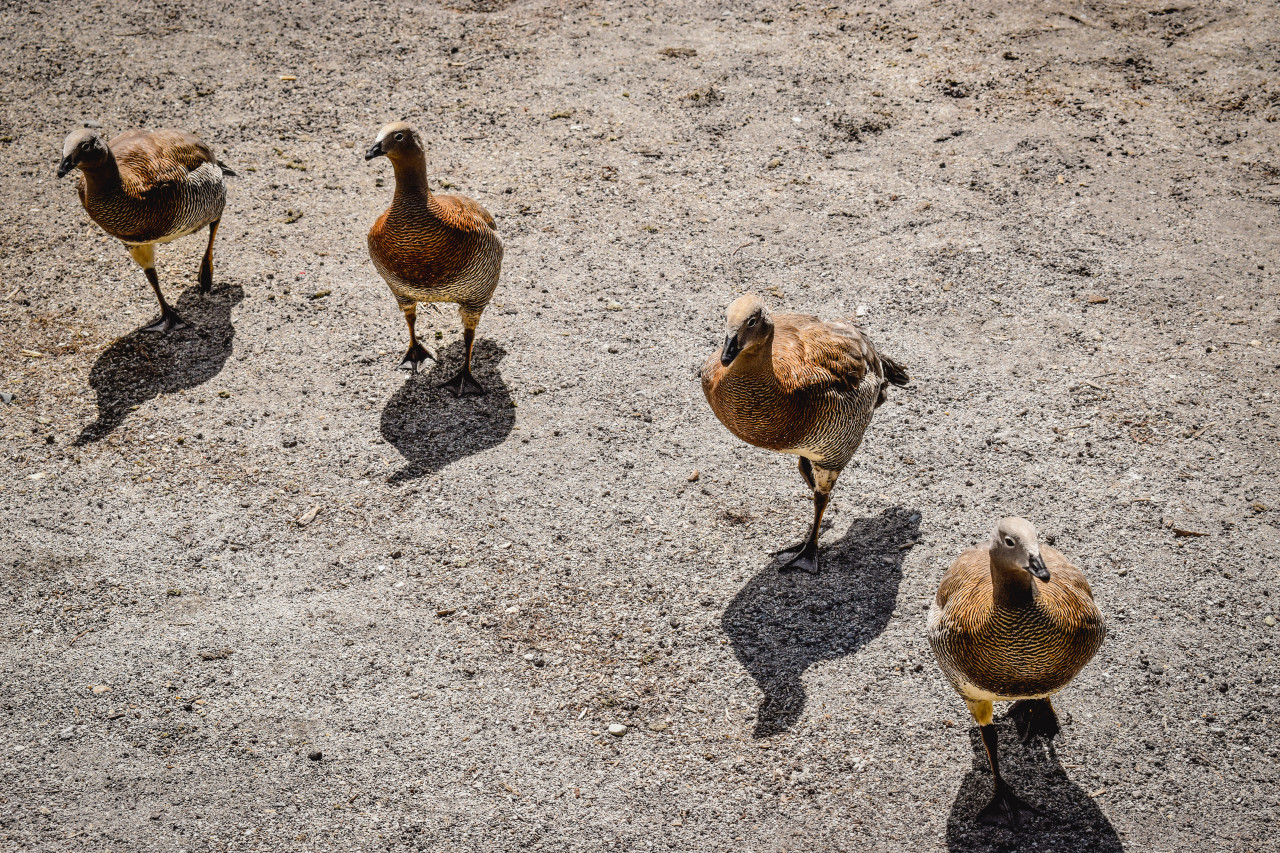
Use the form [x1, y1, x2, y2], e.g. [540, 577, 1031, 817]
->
[928, 542, 1105, 702]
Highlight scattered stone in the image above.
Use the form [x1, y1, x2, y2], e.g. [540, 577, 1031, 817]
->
[308, 750, 323, 761]
[218, 390, 231, 399]
[687, 469, 700, 482]
[1266, 616, 1276, 627]
[607, 723, 628, 737]
[658, 46, 697, 58]
[647, 722, 669, 732]
[91, 685, 111, 694]
[0, 392, 13, 404]
[607, 344, 622, 354]
[606, 300, 622, 311]
[296, 505, 321, 527]
[199, 648, 234, 661]
[767, 158, 782, 170]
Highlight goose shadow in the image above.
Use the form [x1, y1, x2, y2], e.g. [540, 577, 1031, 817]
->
[947, 716, 1123, 852]
[721, 506, 921, 737]
[75, 284, 244, 444]
[379, 338, 514, 483]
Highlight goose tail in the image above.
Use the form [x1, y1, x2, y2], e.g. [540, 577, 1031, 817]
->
[880, 353, 910, 386]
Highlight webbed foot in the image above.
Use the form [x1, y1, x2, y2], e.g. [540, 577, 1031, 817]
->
[142, 311, 186, 334]
[398, 342, 435, 374]
[776, 540, 819, 574]
[439, 368, 485, 397]
[976, 780, 1045, 828]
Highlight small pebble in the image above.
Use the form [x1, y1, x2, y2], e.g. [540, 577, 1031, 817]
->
[606, 301, 622, 311]
[1266, 616, 1276, 627]
[607, 724, 628, 737]
[308, 750, 323, 761]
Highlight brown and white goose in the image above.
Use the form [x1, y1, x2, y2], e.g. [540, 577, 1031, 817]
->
[366, 121, 503, 396]
[928, 517, 1106, 826]
[58, 127, 233, 332]
[701, 294, 909, 573]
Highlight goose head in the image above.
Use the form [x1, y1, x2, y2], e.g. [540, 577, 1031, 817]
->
[720, 293, 773, 367]
[58, 128, 109, 178]
[989, 517, 1049, 581]
[365, 121, 424, 163]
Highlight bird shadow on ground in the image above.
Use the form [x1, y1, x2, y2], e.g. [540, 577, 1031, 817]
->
[721, 506, 921, 737]
[75, 284, 244, 444]
[380, 338, 514, 483]
[947, 716, 1123, 852]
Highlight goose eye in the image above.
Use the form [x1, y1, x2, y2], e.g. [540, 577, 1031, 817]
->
[394, 133, 404, 141]
[1004, 536, 1016, 547]
[80, 142, 90, 150]
[747, 317, 758, 328]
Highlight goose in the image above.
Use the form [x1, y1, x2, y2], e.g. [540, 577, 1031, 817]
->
[928, 517, 1106, 826]
[366, 121, 503, 396]
[701, 294, 909, 573]
[58, 127, 233, 333]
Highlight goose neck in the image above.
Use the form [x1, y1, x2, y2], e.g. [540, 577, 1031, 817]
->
[990, 552, 1038, 608]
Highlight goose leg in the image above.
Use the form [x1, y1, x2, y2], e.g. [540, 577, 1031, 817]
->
[129, 244, 184, 333]
[975, 720, 1044, 828]
[440, 323, 485, 397]
[797, 456, 816, 491]
[198, 219, 219, 293]
[398, 303, 433, 374]
[1010, 698, 1060, 745]
[778, 464, 837, 574]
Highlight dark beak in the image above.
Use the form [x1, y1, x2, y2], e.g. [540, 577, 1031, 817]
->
[720, 334, 741, 367]
[364, 142, 384, 161]
[57, 156, 74, 178]
[1028, 553, 1050, 581]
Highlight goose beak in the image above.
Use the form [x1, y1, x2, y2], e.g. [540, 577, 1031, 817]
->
[720, 334, 741, 367]
[364, 142, 384, 161]
[1028, 553, 1050, 581]
[56, 156, 74, 178]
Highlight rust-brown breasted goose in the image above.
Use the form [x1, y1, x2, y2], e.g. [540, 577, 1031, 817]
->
[58, 128, 233, 333]
[928, 517, 1106, 826]
[701, 294, 909, 573]
[366, 121, 503, 396]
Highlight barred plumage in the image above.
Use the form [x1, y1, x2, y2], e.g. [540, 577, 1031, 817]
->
[59, 127, 231, 333]
[927, 517, 1106, 826]
[366, 121, 503, 396]
[701, 294, 909, 573]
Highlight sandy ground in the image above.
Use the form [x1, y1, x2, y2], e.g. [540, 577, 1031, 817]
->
[1, 0, 1278, 850]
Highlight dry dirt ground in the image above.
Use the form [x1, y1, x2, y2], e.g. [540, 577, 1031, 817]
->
[1, 0, 1278, 850]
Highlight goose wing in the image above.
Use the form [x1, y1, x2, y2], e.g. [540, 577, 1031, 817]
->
[431, 193, 497, 232]
[111, 129, 218, 187]
[772, 314, 881, 397]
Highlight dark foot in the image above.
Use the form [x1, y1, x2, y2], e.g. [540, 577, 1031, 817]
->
[398, 342, 435, 374]
[439, 368, 485, 397]
[776, 540, 819, 574]
[141, 311, 186, 333]
[198, 265, 212, 294]
[1010, 699, 1060, 744]
[977, 780, 1045, 828]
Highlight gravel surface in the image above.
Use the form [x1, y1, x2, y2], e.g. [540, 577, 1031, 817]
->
[1, 1, 1278, 851]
